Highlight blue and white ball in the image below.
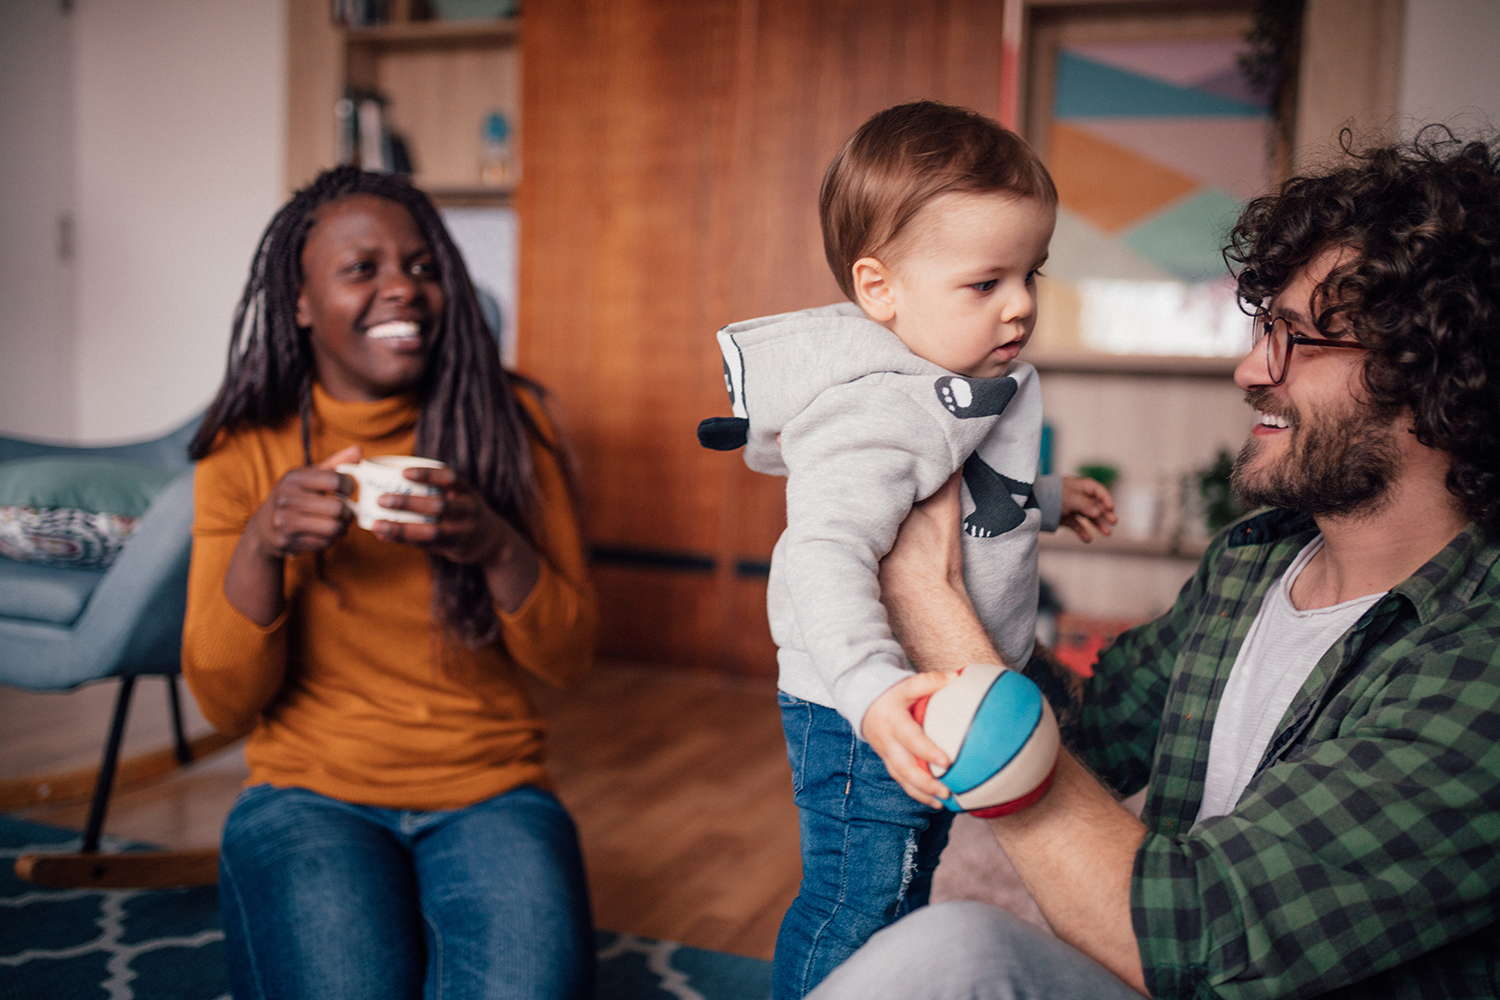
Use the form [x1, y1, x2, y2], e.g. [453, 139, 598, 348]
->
[912, 663, 1060, 817]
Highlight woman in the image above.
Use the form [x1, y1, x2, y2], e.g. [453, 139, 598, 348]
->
[183, 167, 597, 1000]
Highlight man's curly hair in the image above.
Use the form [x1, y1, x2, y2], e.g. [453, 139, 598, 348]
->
[1224, 126, 1500, 536]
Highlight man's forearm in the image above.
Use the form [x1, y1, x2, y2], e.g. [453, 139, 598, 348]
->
[989, 752, 1147, 994]
[887, 566, 1001, 672]
[880, 475, 1148, 992]
[888, 553, 1148, 989]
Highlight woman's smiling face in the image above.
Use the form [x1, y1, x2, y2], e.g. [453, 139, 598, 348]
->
[295, 194, 445, 402]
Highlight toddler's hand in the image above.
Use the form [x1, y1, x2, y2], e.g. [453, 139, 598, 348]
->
[862, 671, 958, 807]
[1059, 475, 1117, 543]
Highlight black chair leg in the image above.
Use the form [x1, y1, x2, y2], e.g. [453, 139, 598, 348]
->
[166, 675, 192, 765]
[82, 675, 136, 854]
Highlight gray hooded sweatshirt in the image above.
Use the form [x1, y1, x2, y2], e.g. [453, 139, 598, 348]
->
[716, 303, 1061, 735]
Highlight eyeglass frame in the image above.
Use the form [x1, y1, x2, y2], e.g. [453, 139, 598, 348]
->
[1252, 313, 1367, 385]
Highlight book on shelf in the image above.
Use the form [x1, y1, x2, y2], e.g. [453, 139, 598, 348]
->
[331, 0, 391, 27]
[337, 90, 414, 175]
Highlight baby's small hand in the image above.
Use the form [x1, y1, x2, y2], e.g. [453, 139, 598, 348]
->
[862, 671, 958, 807]
[1059, 475, 1117, 543]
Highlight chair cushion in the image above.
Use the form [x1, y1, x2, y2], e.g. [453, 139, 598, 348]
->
[0, 458, 175, 570]
[0, 556, 105, 625]
[0, 507, 140, 570]
[0, 457, 177, 517]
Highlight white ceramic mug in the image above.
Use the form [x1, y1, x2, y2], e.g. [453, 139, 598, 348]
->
[335, 456, 446, 531]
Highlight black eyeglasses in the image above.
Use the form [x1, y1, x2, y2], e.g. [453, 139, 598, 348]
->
[1253, 314, 1367, 385]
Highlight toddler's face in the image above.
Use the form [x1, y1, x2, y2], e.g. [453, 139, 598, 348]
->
[872, 192, 1054, 379]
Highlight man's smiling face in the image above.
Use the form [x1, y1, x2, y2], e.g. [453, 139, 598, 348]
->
[1230, 248, 1405, 518]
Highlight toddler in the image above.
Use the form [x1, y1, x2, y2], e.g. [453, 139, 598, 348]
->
[698, 101, 1114, 999]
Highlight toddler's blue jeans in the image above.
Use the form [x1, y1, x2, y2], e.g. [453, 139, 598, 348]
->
[774, 692, 954, 1000]
[219, 782, 595, 1000]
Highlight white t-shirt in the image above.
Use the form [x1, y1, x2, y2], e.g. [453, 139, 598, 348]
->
[1194, 537, 1385, 824]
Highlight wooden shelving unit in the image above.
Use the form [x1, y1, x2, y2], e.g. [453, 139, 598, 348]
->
[286, 0, 521, 205]
[345, 19, 520, 44]
[1039, 530, 1208, 561]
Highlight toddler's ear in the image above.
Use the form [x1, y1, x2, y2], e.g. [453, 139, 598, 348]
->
[851, 257, 897, 323]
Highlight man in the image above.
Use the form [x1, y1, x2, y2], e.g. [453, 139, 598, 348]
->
[810, 130, 1500, 999]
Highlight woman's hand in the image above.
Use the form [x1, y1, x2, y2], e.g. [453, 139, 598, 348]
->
[226, 445, 361, 625]
[862, 671, 959, 806]
[372, 466, 541, 612]
[245, 445, 360, 558]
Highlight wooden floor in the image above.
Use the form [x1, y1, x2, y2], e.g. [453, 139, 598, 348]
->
[1, 661, 1043, 960]
[531, 664, 804, 956]
[0, 662, 801, 959]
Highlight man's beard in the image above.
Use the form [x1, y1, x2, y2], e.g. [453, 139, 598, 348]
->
[1231, 388, 1403, 518]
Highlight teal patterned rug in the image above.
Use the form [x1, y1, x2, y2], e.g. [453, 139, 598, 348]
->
[0, 816, 770, 1000]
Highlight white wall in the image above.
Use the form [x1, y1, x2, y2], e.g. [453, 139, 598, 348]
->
[0, 0, 76, 440]
[72, 0, 286, 442]
[1399, 0, 1500, 128]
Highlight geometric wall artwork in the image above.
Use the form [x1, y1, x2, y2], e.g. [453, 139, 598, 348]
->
[1038, 36, 1276, 356]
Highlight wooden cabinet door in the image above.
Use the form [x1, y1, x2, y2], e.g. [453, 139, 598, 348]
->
[519, 0, 1008, 673]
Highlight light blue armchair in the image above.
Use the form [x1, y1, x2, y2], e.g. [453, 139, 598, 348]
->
[0, 415, 232, 887]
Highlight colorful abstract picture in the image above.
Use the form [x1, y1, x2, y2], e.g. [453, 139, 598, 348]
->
[1030, 29, 1277, 357]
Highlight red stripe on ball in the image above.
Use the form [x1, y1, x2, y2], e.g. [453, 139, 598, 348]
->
[965, 761, 1058, 818]
[910, 695, 930, 726]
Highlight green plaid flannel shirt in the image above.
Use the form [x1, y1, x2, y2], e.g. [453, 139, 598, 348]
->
[1075, 509, 1500, 999]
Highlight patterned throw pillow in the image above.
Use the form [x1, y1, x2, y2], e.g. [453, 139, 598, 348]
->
[0, 458, 177, 570]
[0, 507, 140, 570]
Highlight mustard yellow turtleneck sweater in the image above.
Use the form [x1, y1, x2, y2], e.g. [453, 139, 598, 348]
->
[182, 384, 596, 810]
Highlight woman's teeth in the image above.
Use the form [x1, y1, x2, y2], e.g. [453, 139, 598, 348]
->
[367, 321, 420, 340]
[1257, 410, 1290, 429]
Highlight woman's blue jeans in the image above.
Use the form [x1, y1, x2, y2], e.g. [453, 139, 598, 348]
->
[774, 693, 954, 1000]
[219, 783, 595, 1000]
